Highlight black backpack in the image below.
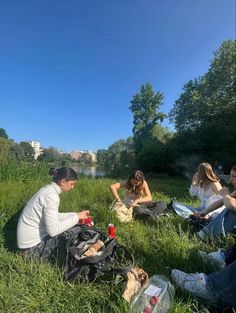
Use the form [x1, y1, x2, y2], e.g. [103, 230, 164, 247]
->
[133, 201, 169, 220]
[63, 225, 134, 283]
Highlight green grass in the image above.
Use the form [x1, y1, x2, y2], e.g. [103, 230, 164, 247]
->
[0, 164, 234, 312]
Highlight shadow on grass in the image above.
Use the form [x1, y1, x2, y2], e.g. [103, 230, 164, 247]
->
[2, 208, 23, 253]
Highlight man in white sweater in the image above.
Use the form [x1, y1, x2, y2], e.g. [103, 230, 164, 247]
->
[17, 167, 90, 260]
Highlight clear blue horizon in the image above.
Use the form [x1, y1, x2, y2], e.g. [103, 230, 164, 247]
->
[0, 0, 235, 152]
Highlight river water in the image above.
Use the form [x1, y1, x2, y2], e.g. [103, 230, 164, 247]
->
[72, 166, 106, 178]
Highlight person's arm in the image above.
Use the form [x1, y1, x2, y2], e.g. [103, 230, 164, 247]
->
[43, 193, 78, 237]
[199, 189, 236, 216]
[189, 173, 199, 196]
[211, 181, 222, 194]
[199, 198, 224, 216]
[110, 182, 123, 202]
[130, 181, 152, 207]
[219, 188, 236, 211]
[43, 193, 90, 237]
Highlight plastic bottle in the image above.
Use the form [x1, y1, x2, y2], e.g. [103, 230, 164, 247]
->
[130, 275, 174, 313]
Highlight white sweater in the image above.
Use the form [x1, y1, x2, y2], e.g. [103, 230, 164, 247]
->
[17, 182, 78, 249]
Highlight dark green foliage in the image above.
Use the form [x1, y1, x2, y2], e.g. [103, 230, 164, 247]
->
[129, 83, 166, 154]
[0, 128, 8, 139]
[19, 142, 35, 161]
[104, 137, 137, 177]
[38, 147, 61, 162]
[96, 149, 107, 166]
[169, 40, 236, 170]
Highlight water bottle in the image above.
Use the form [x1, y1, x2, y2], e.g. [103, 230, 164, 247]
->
[130, 275, 174, 313]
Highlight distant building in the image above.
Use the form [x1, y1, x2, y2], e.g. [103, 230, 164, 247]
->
[28, 141, 42, 159]
[71, 150, 81, 160]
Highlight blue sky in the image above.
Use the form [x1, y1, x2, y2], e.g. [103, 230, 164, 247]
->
[0, 0, 235, 152]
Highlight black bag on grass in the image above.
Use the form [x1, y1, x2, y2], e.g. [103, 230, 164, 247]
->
[63, 225, 134, 283]
[133, 201, 168, 220]
[187, 215, 212, 232]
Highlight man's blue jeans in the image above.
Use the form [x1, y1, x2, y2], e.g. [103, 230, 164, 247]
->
[199, 208, 236, 239]
[207, 260, 236, 307]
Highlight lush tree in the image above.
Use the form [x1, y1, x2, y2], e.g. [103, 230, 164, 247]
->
[104, 138, 136, 177]
[9, 142, 25, 160]
[170, 41, 236, 134]
[169, 40, 236, 169]
[19, 142, 35, 161]
[96, 149, 107, 166]
[0, 138, 10, 164]
[137, 125, 173, 173]
[60, 153, 73, 166]
[38, 147, 61, 163]
[78, 153, 94, 166]
[129, 83, 166, 154]
[0, 128, 8, 139]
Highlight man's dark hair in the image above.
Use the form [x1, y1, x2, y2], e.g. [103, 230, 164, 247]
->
[49, 167, 78, 182]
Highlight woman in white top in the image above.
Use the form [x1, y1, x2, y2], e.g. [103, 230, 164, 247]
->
[172, 162, 224, 219]
[189, 162, 224, 218]
[17, 167, 90, 260]
[110, 170, 152, 208]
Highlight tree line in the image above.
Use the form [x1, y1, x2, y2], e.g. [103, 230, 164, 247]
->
[0, 132, 94, 167]
[97, 40, 236, 177]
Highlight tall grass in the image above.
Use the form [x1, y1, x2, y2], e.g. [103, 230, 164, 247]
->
[0, 163, 233, 312]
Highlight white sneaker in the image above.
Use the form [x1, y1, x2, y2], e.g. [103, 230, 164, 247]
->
[171, 269, 216, 303]
[198, 249, 225, 268]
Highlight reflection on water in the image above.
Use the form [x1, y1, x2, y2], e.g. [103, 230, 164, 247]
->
[72, 166, 106, 178]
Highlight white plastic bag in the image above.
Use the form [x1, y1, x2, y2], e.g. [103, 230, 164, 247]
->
[130, 275, 174, 313]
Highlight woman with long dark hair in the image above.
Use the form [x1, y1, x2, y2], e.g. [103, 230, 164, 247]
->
[110, 170, 152, 208]
[17, 167, 90, 260]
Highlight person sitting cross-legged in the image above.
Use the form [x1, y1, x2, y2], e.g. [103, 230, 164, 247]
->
[193, 165, 236, 240]
[171, 162, 224, 220]
[110, 170, 152, 208]
[17, 167, 90, 261]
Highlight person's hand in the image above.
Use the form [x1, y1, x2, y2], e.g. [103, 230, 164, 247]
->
[77, 210, 91, 220]
[219, 186, 230, 197]
[191, 211, 205, 219]
[129, 200, 139, 208]
[204, 214, 210, 220]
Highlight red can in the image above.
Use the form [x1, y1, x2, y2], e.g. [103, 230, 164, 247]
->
[108, 224, 115, 238]
[79, 217, 93, 227]
[85, 217, 92, 224]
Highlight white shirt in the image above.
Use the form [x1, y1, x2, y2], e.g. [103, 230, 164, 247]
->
[189, 185, 225, 218]
[17, 182, 78, 249]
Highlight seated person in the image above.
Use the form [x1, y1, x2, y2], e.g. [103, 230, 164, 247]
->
[110, 170, 152, 208]
[17, 167, 90, 260]
[195, 165, 236, 240]
[172, 162, 224, 219]
[171, 244, 236, 310]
